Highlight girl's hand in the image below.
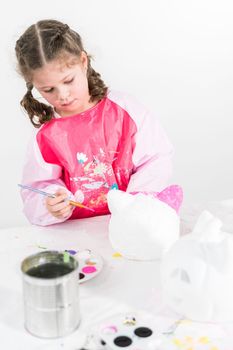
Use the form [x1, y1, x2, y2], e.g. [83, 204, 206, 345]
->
[45, 189, 73, 219]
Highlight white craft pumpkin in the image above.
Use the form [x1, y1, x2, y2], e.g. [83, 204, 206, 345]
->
[107, 190, 180, 260]
[161, 210, 233, 322]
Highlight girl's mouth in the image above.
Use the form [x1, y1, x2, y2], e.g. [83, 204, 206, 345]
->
[61, 99, 75, 107]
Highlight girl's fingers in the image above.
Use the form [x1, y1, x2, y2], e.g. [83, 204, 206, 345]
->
[57, 205, 73, 218]
[47, 200, 69, 212]
[47, 193, 68, 206]
[45, 189, 73, 218]
[47, 204, 73, 218]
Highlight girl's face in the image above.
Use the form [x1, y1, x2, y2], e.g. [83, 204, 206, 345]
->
[32, 53, 94, 117]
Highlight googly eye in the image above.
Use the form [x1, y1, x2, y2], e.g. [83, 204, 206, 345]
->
[114, 336, 132, 347]
[134, 327, 153, 338]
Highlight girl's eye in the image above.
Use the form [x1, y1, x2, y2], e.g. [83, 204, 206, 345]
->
[41, 77, 74, 93]
[64, 78, 74, 84]
[44, 88, 54, 93]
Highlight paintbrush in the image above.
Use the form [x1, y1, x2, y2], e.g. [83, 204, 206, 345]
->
[18, 184, 95, 212]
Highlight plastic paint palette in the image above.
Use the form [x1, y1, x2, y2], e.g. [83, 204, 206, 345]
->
[65, 249, 103, 284]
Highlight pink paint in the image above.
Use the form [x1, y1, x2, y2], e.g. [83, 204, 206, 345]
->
[131, 185, 183, 214]
[82, 265, 97, 274]
[102, 325, 118, 334]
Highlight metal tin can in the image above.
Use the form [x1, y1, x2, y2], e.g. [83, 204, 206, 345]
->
[21, 250, 81, 338]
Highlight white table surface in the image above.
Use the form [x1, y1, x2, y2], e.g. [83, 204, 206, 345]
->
[1, 209, 233, 349]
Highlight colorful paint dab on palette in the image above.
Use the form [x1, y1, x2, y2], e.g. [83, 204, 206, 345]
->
[64, 249, 77, 255]
[66, 249, 104, 284]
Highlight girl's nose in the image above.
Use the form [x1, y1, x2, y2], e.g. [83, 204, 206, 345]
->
[58, 87, 70, 101]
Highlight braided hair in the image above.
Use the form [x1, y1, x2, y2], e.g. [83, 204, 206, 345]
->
[15, 19, 107, 128]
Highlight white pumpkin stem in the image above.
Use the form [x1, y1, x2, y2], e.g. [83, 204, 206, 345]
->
[192, 210, 223, 242]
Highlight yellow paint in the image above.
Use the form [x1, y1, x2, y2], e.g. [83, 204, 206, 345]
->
[210, 347, 219, 350]
[177, 319, 192, 325]
[198, 336, 210, 344]
[172, 338, 183, 347]
[112, 252, 122, 258]
[185, 336, 193, 343]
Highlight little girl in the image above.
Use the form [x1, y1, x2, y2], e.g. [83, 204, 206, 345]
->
[15, 19, 182, 226]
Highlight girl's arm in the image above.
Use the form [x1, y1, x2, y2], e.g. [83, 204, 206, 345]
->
[108, 90, 174, 193]
[20, 134, 74, 226]
[127, 109, 174, 193]
[107, 90, 182, 212]
[126, 108, 183, 213]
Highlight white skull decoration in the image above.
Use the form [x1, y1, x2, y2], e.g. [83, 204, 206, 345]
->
[161, 210, 233, 322]
[107, 190, 180, 260]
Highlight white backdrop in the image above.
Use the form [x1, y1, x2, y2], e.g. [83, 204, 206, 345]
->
[1, 0, 233, 228]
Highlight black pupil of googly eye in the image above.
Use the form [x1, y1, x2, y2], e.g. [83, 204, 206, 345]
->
[100, 339, 106, 345]
[114, 336, 132, 347]
[134, 327, 153, 337]
[79, 272, 85, 280]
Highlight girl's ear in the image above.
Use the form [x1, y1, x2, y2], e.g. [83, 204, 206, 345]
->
[80, 51, 88, 70]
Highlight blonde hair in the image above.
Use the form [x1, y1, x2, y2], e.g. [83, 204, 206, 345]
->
[15, 19, 107, 127]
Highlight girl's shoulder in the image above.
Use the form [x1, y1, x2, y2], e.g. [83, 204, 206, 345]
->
[107, 89, 145, 108]
[107, 89, 151, 124]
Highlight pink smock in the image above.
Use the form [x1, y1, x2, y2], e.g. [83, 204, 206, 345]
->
[21, 90, 175, 226]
